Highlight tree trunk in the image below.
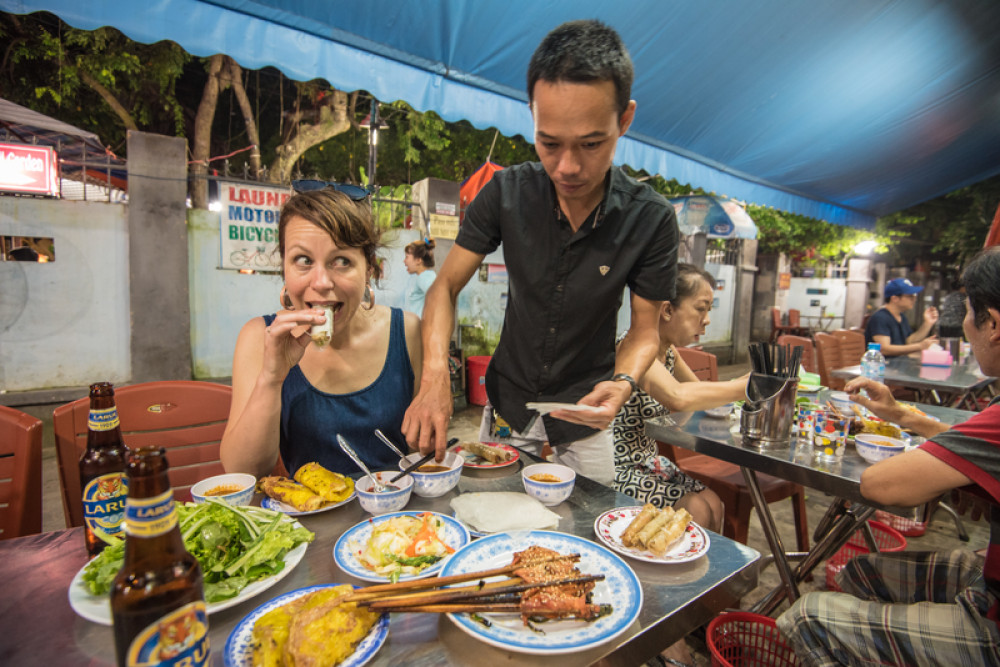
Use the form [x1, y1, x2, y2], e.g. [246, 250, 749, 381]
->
[77, 69, 138, 131]
[223, 56, 261, 180]
[190, 55, 224, 209]
[268, 90, 352, 184]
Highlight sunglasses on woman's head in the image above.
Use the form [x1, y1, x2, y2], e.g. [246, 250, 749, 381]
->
[291, 180, 371, 200]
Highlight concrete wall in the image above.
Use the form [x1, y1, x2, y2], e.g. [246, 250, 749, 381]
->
[0, 197, 130, 392]
[127, 132, 192, 382]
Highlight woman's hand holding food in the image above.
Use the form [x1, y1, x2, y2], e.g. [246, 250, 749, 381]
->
[260, 308, 327, 382]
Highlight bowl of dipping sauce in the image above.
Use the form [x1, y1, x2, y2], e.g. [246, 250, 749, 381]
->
[356, 472, 413, 514]
[191, 473, 256, 506]
[398, 451, 463, 498]
[854, 434, 907, 465]
[521, 463, 575, 506]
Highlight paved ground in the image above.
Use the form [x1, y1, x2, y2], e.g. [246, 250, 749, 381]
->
[16, 362, 991, 665]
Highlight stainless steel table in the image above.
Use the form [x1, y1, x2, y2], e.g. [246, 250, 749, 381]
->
[0, 458, 760, 666]
[645, 395, 971, 615]
[832, 355, 997, 410]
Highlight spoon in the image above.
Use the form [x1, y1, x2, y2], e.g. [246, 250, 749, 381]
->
[374, 429, 407, 459]
[336, 434, 386, 492]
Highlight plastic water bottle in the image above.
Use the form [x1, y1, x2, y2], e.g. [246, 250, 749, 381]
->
[860, 343, 885, 411]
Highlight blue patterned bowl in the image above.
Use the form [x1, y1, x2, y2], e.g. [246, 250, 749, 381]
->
[356, 472, 413, 514]
[398, 452, 463, 497]
[190, 473, 256, 506]
[521, 463, 575, 506]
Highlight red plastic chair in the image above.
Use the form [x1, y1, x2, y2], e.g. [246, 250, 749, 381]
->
[777, 334, 816, 373]
[0, 405, 43, 540]
[831, 329, 866, 369]
[675, 346, 719, 381]
[770, 308, 799, 343]
[813, 332, 846, 390]
[53, 380, 232, 528]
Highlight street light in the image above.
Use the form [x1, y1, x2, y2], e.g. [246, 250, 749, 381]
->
[853, 239, 877, 255]
[360, 99, 389, 189]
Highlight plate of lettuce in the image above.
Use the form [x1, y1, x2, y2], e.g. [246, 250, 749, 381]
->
[68, 499, 314, 625]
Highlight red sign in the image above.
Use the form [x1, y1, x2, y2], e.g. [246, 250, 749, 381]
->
[0, 142, 59, 196]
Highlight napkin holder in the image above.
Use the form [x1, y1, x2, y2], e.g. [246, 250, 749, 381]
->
[741, 373, 798, 448]
[921, 348, 952, 367]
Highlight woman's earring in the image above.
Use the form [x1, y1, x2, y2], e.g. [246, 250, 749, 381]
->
[364, 284, 375, 311]
[280, 286, 294, 310]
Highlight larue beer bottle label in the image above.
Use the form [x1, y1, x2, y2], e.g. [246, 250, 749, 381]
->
[125, 489, 178, 537]
[124, 601, 209, 667]
[82, 473, 128, 542]
[89, 406, 121, 431]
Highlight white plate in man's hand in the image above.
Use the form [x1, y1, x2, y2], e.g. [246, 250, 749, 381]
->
[526, 402, 602, 416]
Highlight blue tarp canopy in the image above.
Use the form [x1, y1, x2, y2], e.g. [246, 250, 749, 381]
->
[5, 0, 1000, 229]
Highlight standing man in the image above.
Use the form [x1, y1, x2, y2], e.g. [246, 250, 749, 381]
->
[402, 20, 679, 486]
[777, 246, 1000, 666]
[865, 277, 939, 356]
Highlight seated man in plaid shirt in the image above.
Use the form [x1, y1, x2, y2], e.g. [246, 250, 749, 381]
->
[777, 245, 1000, 666]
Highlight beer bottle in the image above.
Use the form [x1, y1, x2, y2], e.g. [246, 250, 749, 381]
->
[80, 381, 130, 558]
[111, 446, 209, 667]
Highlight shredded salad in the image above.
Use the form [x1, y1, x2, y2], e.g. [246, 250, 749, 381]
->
[356, 512, 455, 582]
[82, 499, 315, 603]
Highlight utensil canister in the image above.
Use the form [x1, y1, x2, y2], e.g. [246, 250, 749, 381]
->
[741, 374, 799, 447]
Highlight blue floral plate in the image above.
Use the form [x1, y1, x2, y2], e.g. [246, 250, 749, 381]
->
[223, 584, 388, 667]
[438, 530, 642, 654]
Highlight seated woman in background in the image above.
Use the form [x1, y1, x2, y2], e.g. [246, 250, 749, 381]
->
[613, 263, 749, 533]
[221, 185, 422, 478]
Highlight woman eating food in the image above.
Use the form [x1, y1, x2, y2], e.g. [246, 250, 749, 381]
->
[221, 184, 422, 478]
[613, 263, 749, 534]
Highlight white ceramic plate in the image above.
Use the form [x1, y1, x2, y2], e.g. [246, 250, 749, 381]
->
[454, 443, 520, 469]
[260, 490, 355, 516]
[333, 511, 470, 582]
[223, 584, 389, 667]
[439, 530, 642, 655]
[593, 507, 710, 564]
[703, 404, 733, 418]
[68, 538, 309, 625]
[526, 402, 602, 416]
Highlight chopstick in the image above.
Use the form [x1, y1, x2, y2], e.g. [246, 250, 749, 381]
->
[826, 400, 844, 420]
[343, 553, 582, 602]
[371, 602, 521, 614]
[364, 574, 605, 610]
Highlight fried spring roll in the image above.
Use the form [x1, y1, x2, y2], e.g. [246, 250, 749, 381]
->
[258, 476, 328, 512]
[636, 507, 674, 548]
[621, 504, 658, 547]
[462, 441, 512, 463]
[293, 462, 353, 502]
[649, 508, 692, 556]
[309, 305, 334, 347]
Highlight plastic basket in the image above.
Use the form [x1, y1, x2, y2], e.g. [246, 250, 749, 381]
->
[707, 611, 801, 667]
[824, 520, 906, 592]
[874, 509, 927, 537]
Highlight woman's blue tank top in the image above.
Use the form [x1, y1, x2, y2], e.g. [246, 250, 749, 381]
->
[262, 307, 414, 476]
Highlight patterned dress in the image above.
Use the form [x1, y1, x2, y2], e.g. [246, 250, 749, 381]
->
[612, 347, 706, 507]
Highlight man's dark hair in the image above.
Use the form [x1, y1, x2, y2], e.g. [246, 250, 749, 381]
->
[527, 20, 633, 117]
[961, 246, 1000, 326]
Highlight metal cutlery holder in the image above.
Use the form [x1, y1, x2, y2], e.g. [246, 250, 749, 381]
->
[741, 373, 799, 447]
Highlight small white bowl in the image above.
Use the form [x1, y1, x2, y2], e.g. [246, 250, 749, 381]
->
[356, 472, 414, 514]
[521, 463, 576, 506]
[398, 452, 463, 497]
[854, 434, 907, 464]
[828, 391, 854, 414]
[191, 473, 256, 506]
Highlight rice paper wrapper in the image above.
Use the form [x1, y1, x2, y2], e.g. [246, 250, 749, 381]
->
[450, 492, 560, 533]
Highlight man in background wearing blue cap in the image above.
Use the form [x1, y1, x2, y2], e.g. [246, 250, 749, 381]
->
[864, 277, 939, 356]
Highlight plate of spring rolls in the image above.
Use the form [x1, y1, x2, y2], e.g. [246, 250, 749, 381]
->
[258, 462, 356, 516]
[593, 504, 710, 564]
[454, 441, 520, 469]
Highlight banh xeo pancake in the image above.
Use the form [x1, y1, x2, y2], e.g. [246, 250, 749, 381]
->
[293, 462, 353, 503]
[251, 584, 379, 667]
[258, 476, 328, 512]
